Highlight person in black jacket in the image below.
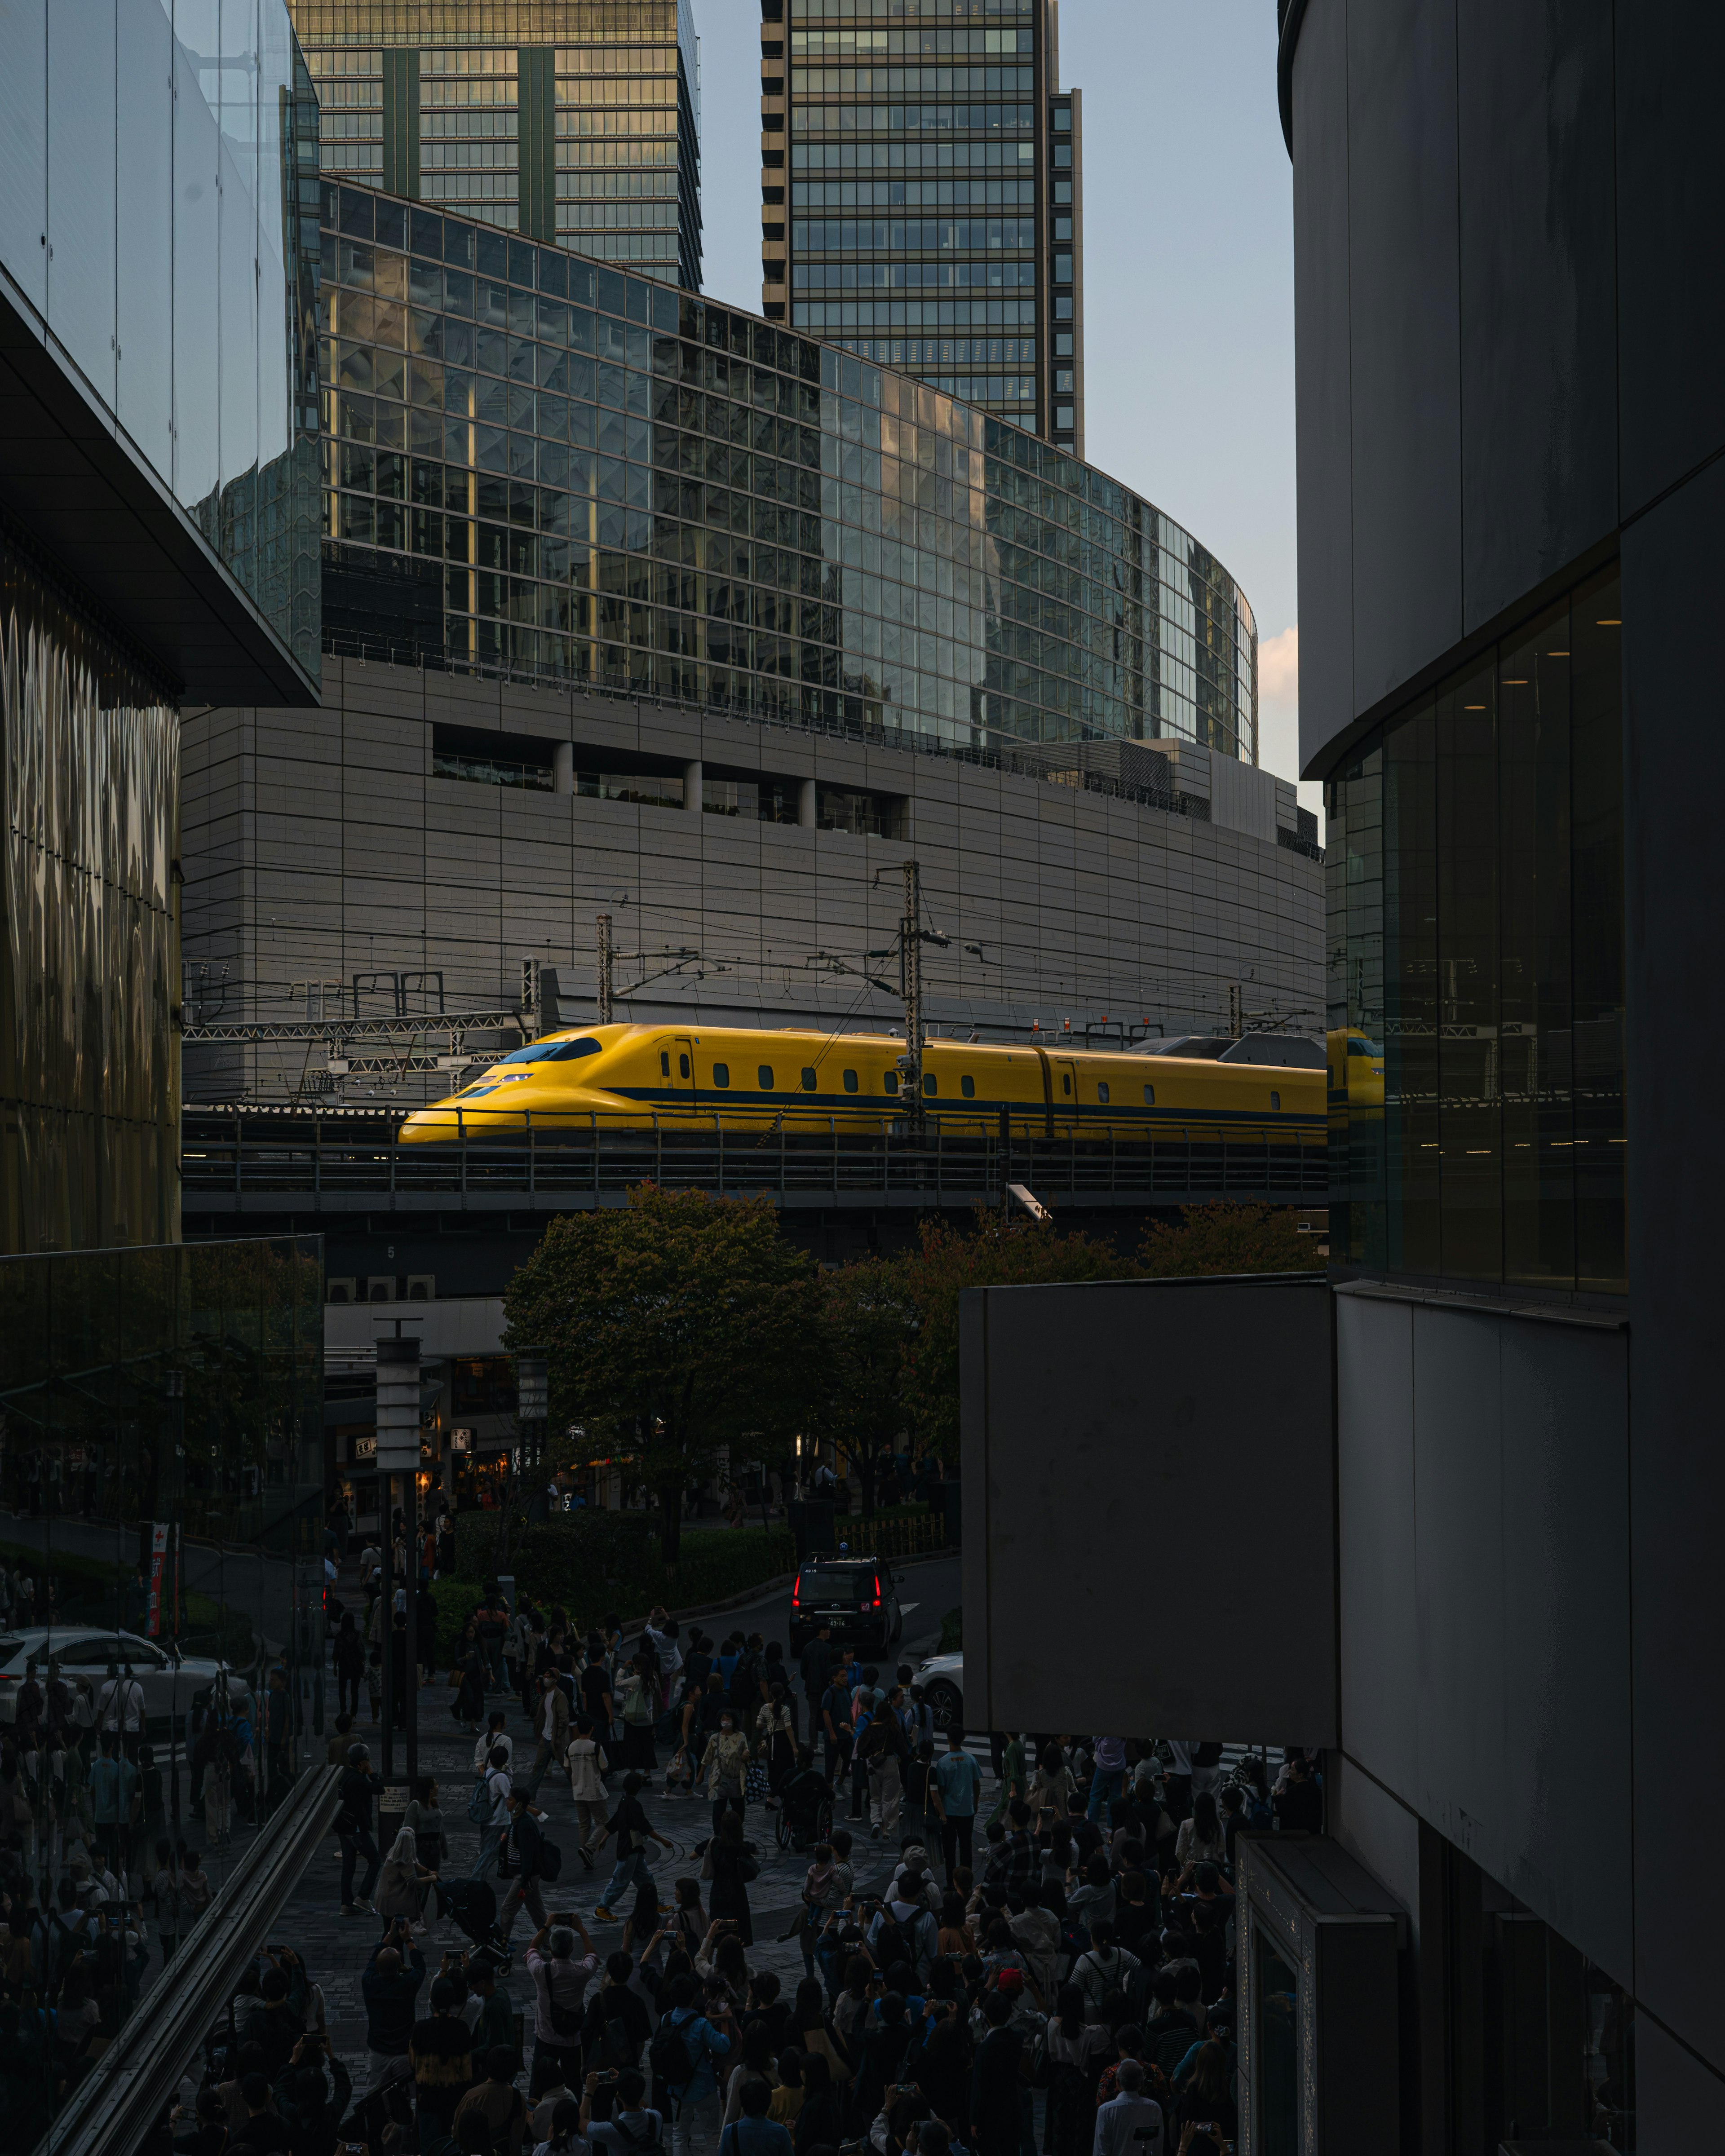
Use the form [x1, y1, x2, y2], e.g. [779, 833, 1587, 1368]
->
[968, 1992, 1023, 2156]
[362, 1923, 427, 2088]
[792, 2050, 843, 2156]
[495, 1782, 553, 1945]
[337, 1741, 385, 1915]
[274, 2039, 355, 2156]
[580, 1949, 654, 2070]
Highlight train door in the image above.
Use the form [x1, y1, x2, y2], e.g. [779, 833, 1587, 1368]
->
[1033, 1046, 1055, 1137]
[1054, 1056, 1079, 1125]
[665, 1035, 696, 1109]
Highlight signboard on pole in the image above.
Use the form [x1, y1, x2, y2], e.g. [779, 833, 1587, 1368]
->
[146, 1522, 169, 1637]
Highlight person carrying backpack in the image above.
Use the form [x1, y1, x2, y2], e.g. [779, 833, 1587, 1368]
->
[469, 1744, 514, 1883]
[525, 1916, 599, 2099]
[581, 1948, 654, 2074]
[495, 1781, 563, 1948]
[586, 2067, 665, 2156]
[717, 2076, 792, 2156]
[649, 1969, 734, 2156]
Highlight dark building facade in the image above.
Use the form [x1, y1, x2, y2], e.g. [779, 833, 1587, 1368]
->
[0, 0, 321, 1250]
[1284, 0, 1725, 2143]
[762, 0, 1083, 457]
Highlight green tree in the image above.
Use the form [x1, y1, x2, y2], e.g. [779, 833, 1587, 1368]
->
[809, 1255, 916, 1516]
[502, 1185, 825, 1564]
[900, 1211, 1131, 1462]
[1139, 1200, 1318, 1277]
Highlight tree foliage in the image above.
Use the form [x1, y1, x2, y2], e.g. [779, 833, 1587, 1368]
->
[1138, 1200, 1318, 1277]
[502, 1185, 825, 1562]
[808, 1255, 917, 1515]
[898, 1211, 1129, 1462]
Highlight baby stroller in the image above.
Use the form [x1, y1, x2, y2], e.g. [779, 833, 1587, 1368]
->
[437, 1876, 498, 1950]
[774, 1772, 833, 1853]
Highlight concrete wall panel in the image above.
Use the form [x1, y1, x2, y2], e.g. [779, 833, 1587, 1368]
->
[963, 1275, 1335, 1744]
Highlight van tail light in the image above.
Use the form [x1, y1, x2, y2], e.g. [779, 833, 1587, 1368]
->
[865, 1575, 882, 1608]
[791, 1579, 802, 1608]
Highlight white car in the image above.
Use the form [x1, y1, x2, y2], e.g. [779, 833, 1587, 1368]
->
[0, 1626, 253, 1732]
[913, 1649, 964, 1732]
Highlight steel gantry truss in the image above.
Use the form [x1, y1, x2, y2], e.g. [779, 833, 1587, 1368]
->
[179, 1009, 530, 1084]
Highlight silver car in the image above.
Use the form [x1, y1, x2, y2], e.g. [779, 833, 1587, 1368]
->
[914, 1649, 964, 1732]
[0, 1626, 252, 1732]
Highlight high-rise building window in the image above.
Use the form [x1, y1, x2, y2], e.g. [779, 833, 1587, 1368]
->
[1325, 568, 1625, 1295]
[771, 0, 1081, 457]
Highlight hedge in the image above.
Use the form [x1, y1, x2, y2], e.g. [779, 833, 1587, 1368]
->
[448, 1511, 795, 1637]
[429, 1579, 485, 1666]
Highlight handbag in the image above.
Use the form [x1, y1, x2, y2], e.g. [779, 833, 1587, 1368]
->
[739, 1848, 760, 1883]
[1025, 2030, 1052, 2090]
[744, 1761, 770, 1805]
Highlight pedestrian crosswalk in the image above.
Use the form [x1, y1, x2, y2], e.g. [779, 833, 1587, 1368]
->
[951, 1734, 1274, 1787]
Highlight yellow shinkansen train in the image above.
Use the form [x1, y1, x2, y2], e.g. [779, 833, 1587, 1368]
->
[399, 1023, 1326, 1146]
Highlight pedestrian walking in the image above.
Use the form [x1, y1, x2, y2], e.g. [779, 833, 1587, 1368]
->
[526, 1670, 571, 1797]
[494, 1782, 558, 1947]
[589, 1771, 672, 1923]
[337, 1740, 385, 1915]
[930, 1729, 982, 1885]
[565, 1714, 608, 1866]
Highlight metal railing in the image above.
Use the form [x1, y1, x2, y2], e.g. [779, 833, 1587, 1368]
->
[854, 1509, 951, 1561]
[181, 1105, 1328, 1212]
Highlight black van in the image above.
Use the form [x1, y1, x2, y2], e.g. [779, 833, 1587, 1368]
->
[788, 1554, 903, 1657]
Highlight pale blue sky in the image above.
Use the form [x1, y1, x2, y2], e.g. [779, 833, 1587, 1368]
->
[694, 0, 1308, 808]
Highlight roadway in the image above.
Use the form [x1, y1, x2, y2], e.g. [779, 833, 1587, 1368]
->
[641, 1546, 962, 1674]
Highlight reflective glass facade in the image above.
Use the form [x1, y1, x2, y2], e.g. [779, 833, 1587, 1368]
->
[768, 0, 1084, 456]
[294, 0, 703, 286]
[0, 538, 180, 1255]
[0, 1235, 324, 2154]
[320, 181, 1255, 761]
[1325, 568, 1625, 1294]
[0, 0, 323, 679]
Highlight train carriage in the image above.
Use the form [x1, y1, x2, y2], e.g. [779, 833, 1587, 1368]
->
[398, 1023, 1326, 1153]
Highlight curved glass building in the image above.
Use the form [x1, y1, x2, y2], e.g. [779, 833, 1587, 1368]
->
[318, 180, 1257, 766]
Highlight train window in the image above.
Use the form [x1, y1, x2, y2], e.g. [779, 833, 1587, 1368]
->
[1271, 1091, 1281, 1110]
[1096, 1081, 1110, 1104]
[678, 1053, 690, 1079]
[544, 1037, 603, 1060]
[1143, 1084, 1155, 1106]
[923, 1073, 938, 1096]
[843, 1069, 858, 1092]
[660, 1051, 670, 1077]
[713, 1063, 730, 1088]
[758, 1065, 774, 1089]
[801, 1068, 817, 1091]
[1062, 1073, 1072, 1095]
[883, 1070, 898, 1094]
[960, 1075, 975, 1098]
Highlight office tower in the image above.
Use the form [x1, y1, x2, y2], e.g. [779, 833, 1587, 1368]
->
[762, 0, 1083, 457]
[291, 0, 703, 285]
[0, 0, 320, 1253]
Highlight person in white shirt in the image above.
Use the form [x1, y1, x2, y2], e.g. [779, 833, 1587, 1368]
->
[1092, 2059, 1165, 2156]
[473, 1714, 513, 1777]
[97, 1663, 148, 1759]
[469, 1744, 514, 1880]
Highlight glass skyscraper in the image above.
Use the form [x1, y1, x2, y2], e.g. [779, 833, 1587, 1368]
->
[318, 181, 1252, 764]
[291, 0, 703, 285]
[763, 0, 1084, 458]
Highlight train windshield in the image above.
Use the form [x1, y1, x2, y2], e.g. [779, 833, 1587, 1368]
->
[492, 1037, 605, 1065]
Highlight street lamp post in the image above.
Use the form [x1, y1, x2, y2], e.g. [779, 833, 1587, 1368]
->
[516, 1349, 548, 1513]
[375, 1337, 421, 1781]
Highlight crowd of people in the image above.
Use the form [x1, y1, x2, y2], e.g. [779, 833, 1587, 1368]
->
[0, 1509, 1324, 2156]
[310, 1568, 1323, 2156]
